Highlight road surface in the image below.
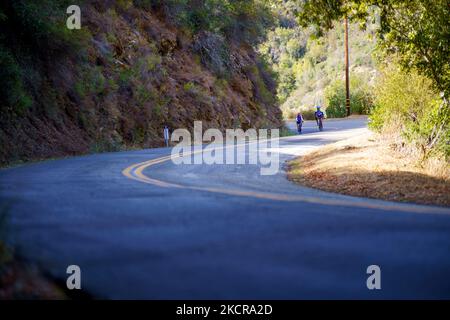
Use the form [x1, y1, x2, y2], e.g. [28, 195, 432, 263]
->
[1, 118, 449, 299]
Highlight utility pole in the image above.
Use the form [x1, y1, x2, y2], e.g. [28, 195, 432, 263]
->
[344, 16, 351, 117]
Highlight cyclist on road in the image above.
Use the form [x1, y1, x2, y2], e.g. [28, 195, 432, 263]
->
[296, 112, 304, 133]
[314, 106, 325, 131]
[314, 106, 324, 125]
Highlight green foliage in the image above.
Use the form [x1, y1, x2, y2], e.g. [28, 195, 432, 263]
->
[260, 2, 376, 113]
[141, 0, 273, 45]
[213, 78, 229, 100]
[144, 53, 162, 72]
[370, 63, 449, 159]
[118, 67, 136, 88]
[116, 0, 134, 11]
[1, 0, 89, 54]
[75, 67, 107, 99]
[325, 76, 373, 118]
[294, 0, 449, 157]
[183, 81, 196, 93]
[279, 125, 296, 137]
[300, 109, 317, 121]
[246, 61, 277, 107]
[284, 108, 315, 120]
[117, 53, 164, 90]
[296, 0, 345, 34]
[404, 100, 450, 159]
[182, 81, 213, 108]
[295, 0, 450, 99]
[325, 87, 347, 118]
[0, 0, 90, 116]
[258, 14, 309, 103]
[0, 48, 32, 116]
[135, 85, 153, 106]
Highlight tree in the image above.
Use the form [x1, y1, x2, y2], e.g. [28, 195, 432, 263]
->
[325, 76, 373, 118]
[295, 0, 450, 99]
[294, 0, 449, 159]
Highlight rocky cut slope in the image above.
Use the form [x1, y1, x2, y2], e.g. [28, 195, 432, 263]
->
[0, 0, 283, 165]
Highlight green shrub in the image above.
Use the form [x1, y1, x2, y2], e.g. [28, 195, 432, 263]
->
[324, 83, 347, 118]
[370, 63, 449, 159]
[325, 76, 373, 118]
[135, 84, 158, 107]
[119, 67, 136, 88]
[0, 48, 32, 115]
[183, 81, 196, 93]
[301, 109, 316, 120]
[142, 0, 273, 45]
[1, 0, 89, 54]
[144, 53, 162, 72]
[246, 63, 277, 107]
[0, 0, 90, 116]
[259, 7, 377, 116]
[75, 67, 107, 98]
[403, 99, 450, 159]
[284, 108, 315, 120]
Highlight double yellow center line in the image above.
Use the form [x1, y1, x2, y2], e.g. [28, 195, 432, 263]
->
[121, 146, 450, 215]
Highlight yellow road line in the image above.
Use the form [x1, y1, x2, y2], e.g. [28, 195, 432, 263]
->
[121, 142, 450, 215]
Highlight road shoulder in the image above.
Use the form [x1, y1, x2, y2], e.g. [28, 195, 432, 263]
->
[287, 131, 450, 207]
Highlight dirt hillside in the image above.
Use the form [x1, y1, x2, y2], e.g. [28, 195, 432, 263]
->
[0, 1, 283, 165]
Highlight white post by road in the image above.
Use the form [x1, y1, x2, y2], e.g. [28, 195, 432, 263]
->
[164, 126, 170, 147]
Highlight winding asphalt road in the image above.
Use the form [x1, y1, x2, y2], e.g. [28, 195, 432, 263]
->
[1, 118, 449, 299]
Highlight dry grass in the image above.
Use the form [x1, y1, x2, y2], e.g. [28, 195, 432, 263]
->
[288, 132, 450, 206]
